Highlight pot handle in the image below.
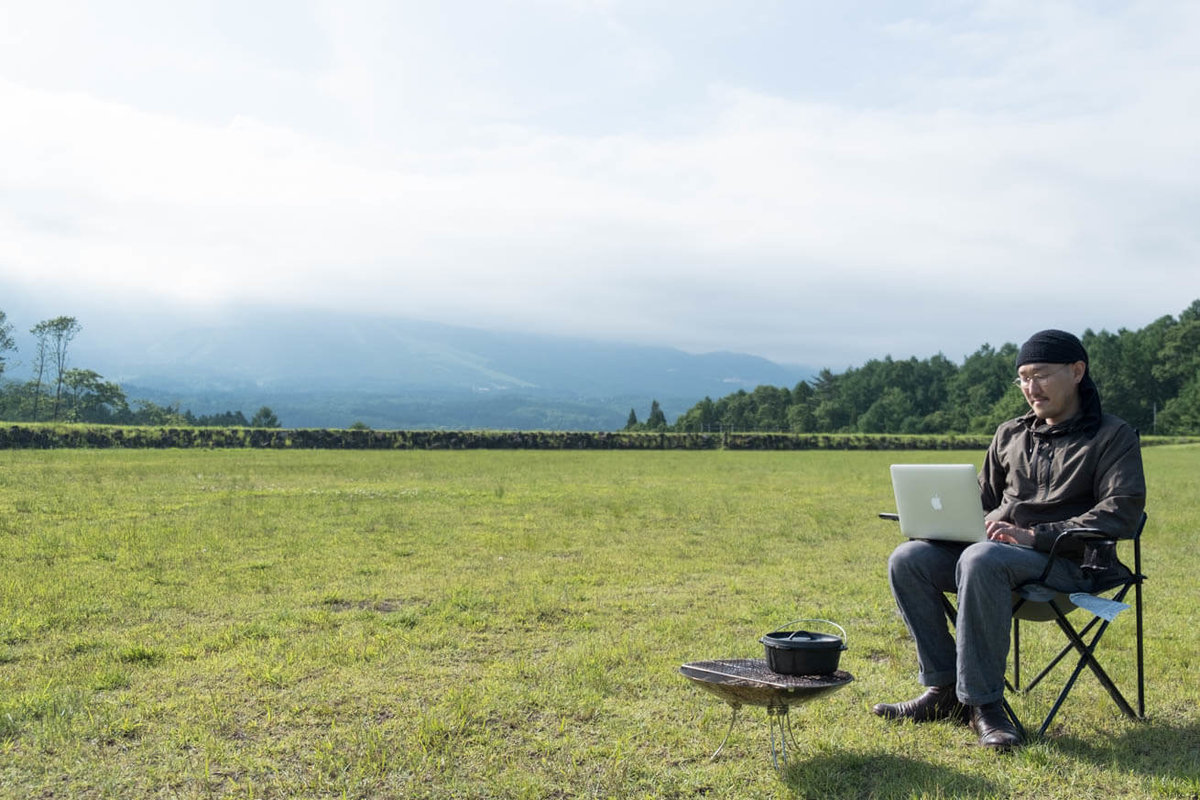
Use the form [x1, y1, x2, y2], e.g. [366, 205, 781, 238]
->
[776, 618, 847, 645]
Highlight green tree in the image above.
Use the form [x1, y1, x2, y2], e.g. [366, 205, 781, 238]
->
[695, 396, 718, 432]
[186, 409, 251, 426]
[1151, 301, 1200, 434]
[786, 382, 816, 432]
[0, 309, 14, 379]
[625, 408, 639, 430]
[250, 406, 281, 428]
[750, 385, 791, 431]
[30, 316, 82, 421]
[131, 400, 188, 426]
[716, 390, 756, 432]
[62, 369, 128, 422]
[858, 386, 915, 433]
[1085, 318, 1173, 433]
[1156, 377, 1200, 434]
[28, 322, 51, 421]
[946, 344, 1019, 432]
[645, 400, 667, 431]
[674, 396, 722, 432]
[1152, 312, 1200, 399]
[807, 369, 854, 432]
[908, 354, 958, 420]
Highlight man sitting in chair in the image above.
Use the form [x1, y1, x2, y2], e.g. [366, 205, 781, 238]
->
[873, 329, 1146, 750]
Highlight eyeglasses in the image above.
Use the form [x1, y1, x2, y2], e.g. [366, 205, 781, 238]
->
[1013, 364, 1072, 388]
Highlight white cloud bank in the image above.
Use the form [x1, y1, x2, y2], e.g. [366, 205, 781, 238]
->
[1, 1, 1199, 366]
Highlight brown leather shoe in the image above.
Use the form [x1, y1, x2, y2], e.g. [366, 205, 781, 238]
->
[872, 686, 969, 724]
[969, 701, 1022, 750]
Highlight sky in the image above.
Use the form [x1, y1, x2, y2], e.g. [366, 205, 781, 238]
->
[2, 0, 1199, 369]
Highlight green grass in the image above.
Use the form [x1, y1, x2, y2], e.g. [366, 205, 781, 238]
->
[1, 447, 1198, 798]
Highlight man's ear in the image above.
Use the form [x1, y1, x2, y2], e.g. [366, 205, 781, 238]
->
[1071, 361, 1087, 384]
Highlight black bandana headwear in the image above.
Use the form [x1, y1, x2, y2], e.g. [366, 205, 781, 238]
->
[1016, 329, 1102, 432]
[1017, 329, 1088, 368]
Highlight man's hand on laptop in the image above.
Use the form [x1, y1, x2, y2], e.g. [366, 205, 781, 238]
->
[986, 520, 1035, 547]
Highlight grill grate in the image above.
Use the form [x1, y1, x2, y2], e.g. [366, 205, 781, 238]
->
[684, 659, 849, 688]
[680, 658, 852, 709]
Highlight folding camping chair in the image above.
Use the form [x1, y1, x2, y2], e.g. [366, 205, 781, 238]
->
[938, 512, 1148, 738]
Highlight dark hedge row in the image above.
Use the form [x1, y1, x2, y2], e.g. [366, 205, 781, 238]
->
[4, 424, 1194, 450]
[0, 424, 1001, 450]
[723, 433, 994, 450]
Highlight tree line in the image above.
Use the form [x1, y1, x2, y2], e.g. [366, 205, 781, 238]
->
[0, 310, 281, 428]
[630, 299, 1200, 436]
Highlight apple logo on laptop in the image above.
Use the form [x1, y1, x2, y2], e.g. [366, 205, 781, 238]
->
[930, 494, 943, 511]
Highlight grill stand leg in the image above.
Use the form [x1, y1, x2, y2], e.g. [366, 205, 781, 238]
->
[767, 705, 798, 770]
[710, 703, 741, 761]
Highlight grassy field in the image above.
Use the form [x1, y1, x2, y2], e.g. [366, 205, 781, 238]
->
[1, 446, 1198, 799]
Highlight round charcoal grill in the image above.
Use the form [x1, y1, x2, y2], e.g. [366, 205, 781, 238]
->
[679, 659, 853, 768]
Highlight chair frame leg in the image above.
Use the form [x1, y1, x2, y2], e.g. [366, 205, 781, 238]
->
[1134, 538, 1146, 718]
[1015, 613, 1105, 694]
[1012, 619, 1021, 691]
[1036, 597, 1139, 735]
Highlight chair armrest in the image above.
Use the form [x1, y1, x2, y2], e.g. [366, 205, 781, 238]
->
[1051, 527, 1113, 552]
[1037, 528, 1119, 583]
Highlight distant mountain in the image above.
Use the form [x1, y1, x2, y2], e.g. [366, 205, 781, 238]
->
[11, 307, 814, 430]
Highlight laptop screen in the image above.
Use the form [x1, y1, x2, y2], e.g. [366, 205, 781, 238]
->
[890, 464, 986, 542]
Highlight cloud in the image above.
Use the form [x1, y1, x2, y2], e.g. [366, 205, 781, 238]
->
[1, 1, 1199, 367]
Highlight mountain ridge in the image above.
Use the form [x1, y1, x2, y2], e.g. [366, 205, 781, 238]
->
[7, 306, 814, 429]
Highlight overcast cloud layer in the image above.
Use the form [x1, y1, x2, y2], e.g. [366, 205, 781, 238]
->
[2, 1, 1199, 368]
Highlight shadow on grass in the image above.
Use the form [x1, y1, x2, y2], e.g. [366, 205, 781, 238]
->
[781, 752, 998, 799]
[1049, 719, 1200, 782]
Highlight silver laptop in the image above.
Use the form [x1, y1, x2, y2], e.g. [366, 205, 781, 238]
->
[889, 464, 986, 542]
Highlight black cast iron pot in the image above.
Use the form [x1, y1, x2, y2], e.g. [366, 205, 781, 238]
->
[760, 619, 847, 675]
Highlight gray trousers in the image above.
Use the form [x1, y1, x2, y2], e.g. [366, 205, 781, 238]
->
[887, 540, 1091, 706]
